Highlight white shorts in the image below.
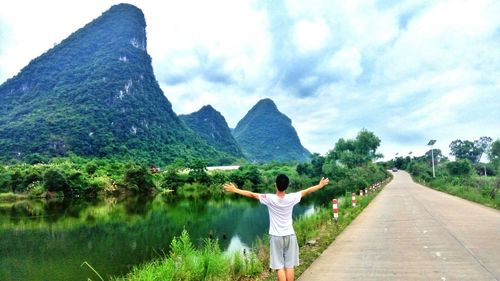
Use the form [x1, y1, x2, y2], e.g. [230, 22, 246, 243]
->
[269, 234, 299, 269]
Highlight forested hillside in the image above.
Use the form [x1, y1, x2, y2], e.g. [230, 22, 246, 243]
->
[233, 99, 310, 163]
[0, 4, 232, 165]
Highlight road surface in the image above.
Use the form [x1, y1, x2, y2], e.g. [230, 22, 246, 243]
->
[298, 171, 500, 281]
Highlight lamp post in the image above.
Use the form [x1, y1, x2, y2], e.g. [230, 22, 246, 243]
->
[427, 140, 436, 178]
[481, 143, 490, 177]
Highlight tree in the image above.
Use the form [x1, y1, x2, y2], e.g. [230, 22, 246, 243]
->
[488, 139, 500, 171]
[310, 153, 326, 176]
[296, 153, 325, 177]
[325, 129, 381, 168]
[187, 158, 210, 184]
[475, 136, 493, 163]
[43, 168, 71, 194]
[449, 137, 492, 164]
[424, 149, 446, 165]
[123, 165, 155, 193]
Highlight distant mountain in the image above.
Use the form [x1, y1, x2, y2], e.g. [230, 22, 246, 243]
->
[0, 4, 233, 164]
[233, 99, 310, 163]
[180, 105, 245, 159]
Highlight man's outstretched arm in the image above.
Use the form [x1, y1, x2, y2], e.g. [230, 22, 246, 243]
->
[223, 182, 260, 200]
[300, 177, 330, 198]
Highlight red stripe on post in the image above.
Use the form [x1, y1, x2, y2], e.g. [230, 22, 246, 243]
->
[332, 199, 338, 220]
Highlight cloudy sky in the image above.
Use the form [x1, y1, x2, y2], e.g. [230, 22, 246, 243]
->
[1, 0, 499, 160]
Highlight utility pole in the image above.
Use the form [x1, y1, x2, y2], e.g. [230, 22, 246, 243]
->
[427, 140, 436, 178]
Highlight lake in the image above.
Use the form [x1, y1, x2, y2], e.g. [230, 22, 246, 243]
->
[0, 194, 315, 280]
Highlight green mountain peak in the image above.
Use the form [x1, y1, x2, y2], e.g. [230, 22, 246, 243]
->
[0, 4, 232, 164]
[233, 98, 310, 163]
[180, 105, 245, 159]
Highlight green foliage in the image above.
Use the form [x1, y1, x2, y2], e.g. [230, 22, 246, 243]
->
[187, 159, 210, 184]
[297, 153, 325, 178]
[169, 230, 202, 279]
[488, 139, 500, 172]
[123, 164, 155, 193]
[117, 230, 255, 281]
[421, 176, 499, 209]
[474, 162, 497, 176]
[446, 160, 473, 176]
[294, 208, 326, 246]
[404, 139, 499, 209]
[408, 162, 433, 181]
[324, 129, 381, 169]
[200, 239, 229, 279]
[43, 168, 70, 194]
[449, 137, 492, 164]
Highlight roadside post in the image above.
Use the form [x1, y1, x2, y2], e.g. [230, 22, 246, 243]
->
[332, 199, 339, 221]
[351, 193, 356, 207]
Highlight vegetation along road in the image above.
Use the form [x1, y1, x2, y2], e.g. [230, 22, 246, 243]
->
[298, 171, 500, 280]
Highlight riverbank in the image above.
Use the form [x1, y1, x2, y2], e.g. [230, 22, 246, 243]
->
[0, 192, 29, 201]
[114, 179, 390, 281]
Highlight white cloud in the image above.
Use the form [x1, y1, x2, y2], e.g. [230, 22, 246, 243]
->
[321, 47, 362, 81]
[293, 19, 330, 52]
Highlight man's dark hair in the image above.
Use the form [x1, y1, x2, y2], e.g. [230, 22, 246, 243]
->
[275, 174, 289, 191]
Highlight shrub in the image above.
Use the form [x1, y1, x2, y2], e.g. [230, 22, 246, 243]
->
[88, 176, 113, 193]
[200, 239, 229, 279]
[169, 230, 203, 280]
[446, 160, 473, 176]
[43, 168, 70, 194]
[123, 165, 155, 193]
[161, 170, 186, 192]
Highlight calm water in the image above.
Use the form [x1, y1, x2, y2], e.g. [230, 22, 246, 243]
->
[0, 194, 314, 281]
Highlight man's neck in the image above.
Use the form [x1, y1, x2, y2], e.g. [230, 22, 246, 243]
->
[276, 191, 286, 198]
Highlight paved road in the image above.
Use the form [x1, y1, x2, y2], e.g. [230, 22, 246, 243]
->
[298, 171, 500, 281]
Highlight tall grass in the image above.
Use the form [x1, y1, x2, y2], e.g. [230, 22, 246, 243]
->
[115, 230, 262, 281]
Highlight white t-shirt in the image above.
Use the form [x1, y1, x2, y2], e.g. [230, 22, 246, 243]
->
[259, 192, 302, 236]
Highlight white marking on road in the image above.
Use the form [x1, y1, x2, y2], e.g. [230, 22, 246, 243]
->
[423, 230, 428, 234]
[441, 277, 446, 281]
[436, 252, 441, 257]
[423, 246, 428, 249]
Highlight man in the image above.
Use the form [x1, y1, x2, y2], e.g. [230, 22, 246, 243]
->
[223, 174, 330, 281]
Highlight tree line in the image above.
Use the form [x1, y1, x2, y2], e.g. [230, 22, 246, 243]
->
[0, 129, 389, 202]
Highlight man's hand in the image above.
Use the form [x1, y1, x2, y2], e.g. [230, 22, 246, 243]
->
[318, 177, 330, 188]
[223, 182, 259, 200]
[301, 177, 330, 198]
[223, 182, 238, 193]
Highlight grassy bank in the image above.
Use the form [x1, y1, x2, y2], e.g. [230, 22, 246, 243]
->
[415, 176, 500, 210]
[114, 180, 389, 281]
[0, 191, 28, 201]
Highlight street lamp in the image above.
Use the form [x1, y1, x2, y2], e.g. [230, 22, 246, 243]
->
[427, 140, 436, 178]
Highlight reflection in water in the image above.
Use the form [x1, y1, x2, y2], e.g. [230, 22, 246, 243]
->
[225, 235, 250, 254]
[303, 205, 316, 217]
[0, 194, 314, 281]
